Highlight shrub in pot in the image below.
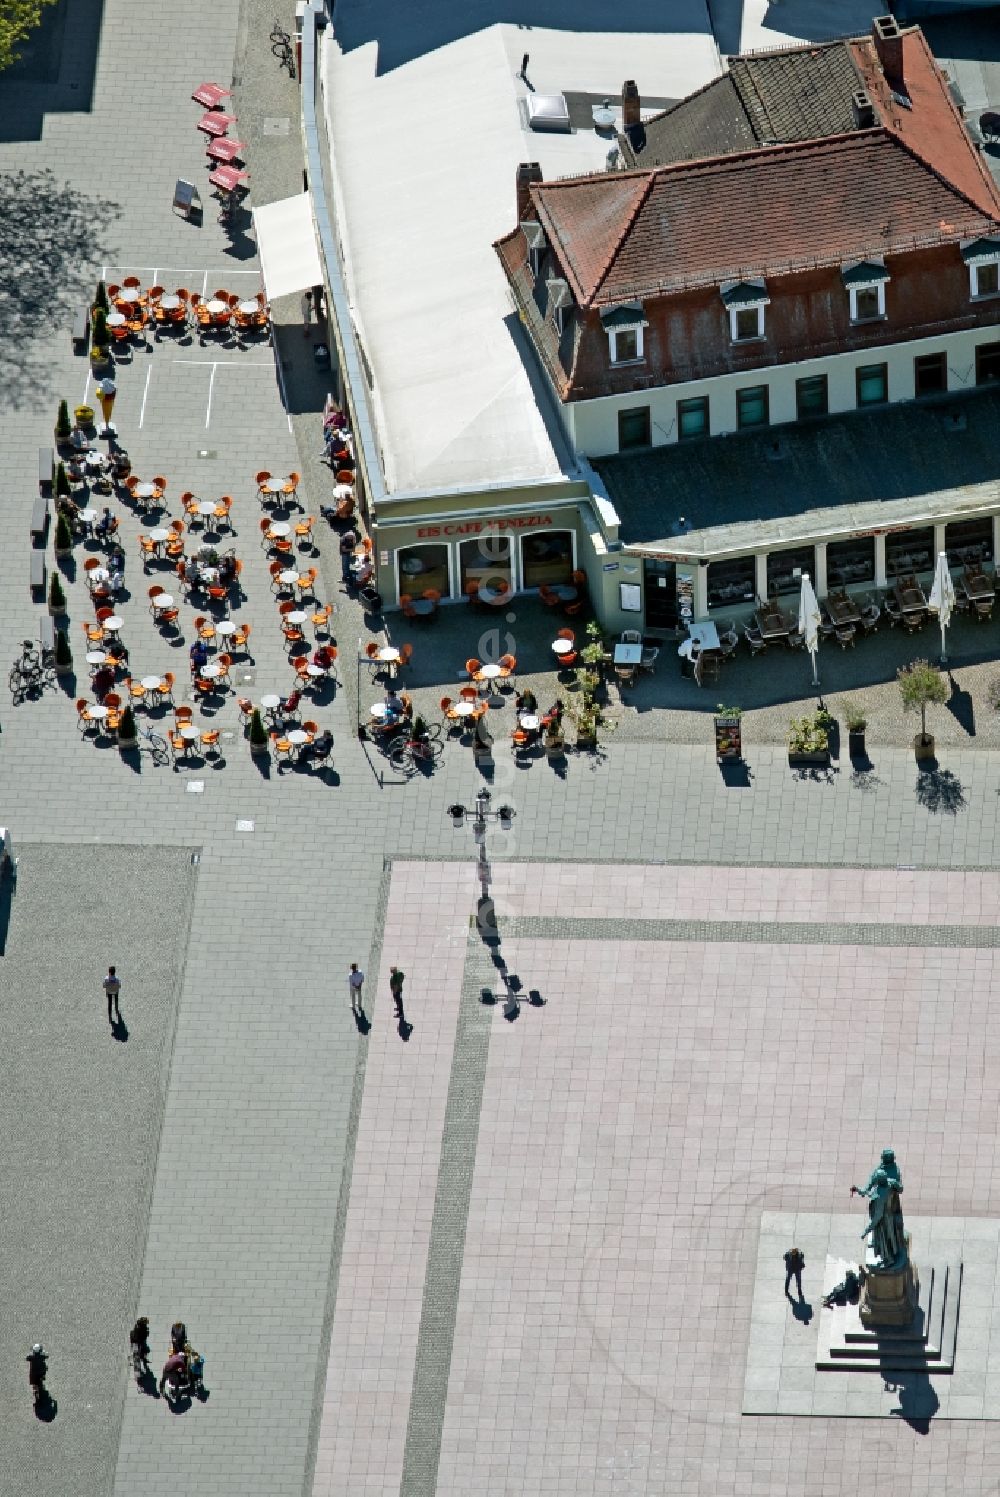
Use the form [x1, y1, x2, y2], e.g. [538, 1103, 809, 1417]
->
[249, 708, 269, 756]
[74, 404, 95, 429]
[48, 572, 67, 616]
[117, 704, 137, 748]
[55, 398, 72, 445]
[54, 629, 73, 677]
[897, 658, 946, 759]
[54, 512, 74, 556]
[93, 280, 109, 314]
[55, 460, 71, 500]
[843, 699, 867, 758]
[787, 711, 830, 764]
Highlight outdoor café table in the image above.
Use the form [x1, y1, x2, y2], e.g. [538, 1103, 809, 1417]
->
[90, 567, 110, 584]
[134, 482, 157, 500]
[519, 713, 540, 731]
[688, 620, 720, 651]
[152, 593, 174, 610]
[614, 642, 641, 666]
[77, 507, 98, 532]
[178, 723, 199, 741]
[197, 501, 216, 518]
[149, 527, 170, 544]
[205, 299, 228, 316]
[287, 729, 310, 754]
[286, 610, 308, 626]
[141, 675, 163, 691]
[408, 598, 436, 617]
[268, 520, 291, 537]
[85, 451, 106, 471]
[88, 704, 109, 723]
[262, 478, 286, 495]
[894, 581, 927, 614]
[279, 568, 299, 586]
[552, 584, 578, 602]
[103, 615, 124, 633]
[377, 646, 400, 664]
[305, 663, 326, 680]
[964, 570, 993, 601]
[333, 482, 354, 501]
[756, 605, 790, 640]
[826, 591, 861, 626]
[551, 637, 574, 658]
[215, 620, 237, 639]
[86, 651, 107, 666]
[116, 291, 140, 306]
[200, 662, 223, 679]
[451, 700, 476, 718]
[261, 694, 281, 721]
[159, 294, 181, 311]
[477, 662, 502, 691]
[199, 566, 220, 584]
[238, 300, 258, 316]
[369, 702, 392, 721]
[107, 311, 127, 328]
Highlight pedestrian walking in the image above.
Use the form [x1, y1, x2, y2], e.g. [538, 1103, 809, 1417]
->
[783, 1246, 805, 1300]
[340, 526, 359, 584]
[301, 289, 313, 338]
[389, 966, 405, 1017]
[103, 965, 121, 1024]
[348, 963, 365, 1009]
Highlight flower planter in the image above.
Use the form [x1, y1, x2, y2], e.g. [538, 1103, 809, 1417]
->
[914, 733, 935, 762]
[54, 659, 73, 679]
[117, 732, 137, 750]
[788, 750, 830, 767]
[74, 405, 95, 428]
[848, 729, 866, 759]
[47, 600, 65, 618]
[250, 739, 270, 759]
[575, 731, 597, 752]
[545, 737, 565, 758]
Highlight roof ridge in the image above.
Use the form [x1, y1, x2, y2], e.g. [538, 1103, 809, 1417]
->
[905, 25, 1000, 217]
[879, 127, 1000, 227]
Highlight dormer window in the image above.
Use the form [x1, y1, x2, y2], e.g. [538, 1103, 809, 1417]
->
[963, 237, 1000, 299]
[521, 220, 546, 279]
[842, 259, 889, 323]
[546, 277, 572, 336]
[721, 279, 769, 343]
[600, 303, 646, 365]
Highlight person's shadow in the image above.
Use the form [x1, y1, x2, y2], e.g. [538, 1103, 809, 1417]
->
[397, 1015, 413, 1042]
[136, 1366, 159, 1399]
[34, 1388, 57, 1421]
[110, 1013, 129, 1043]
[352, 1005, 371, 1036]
[788, 1296, 813, 1324]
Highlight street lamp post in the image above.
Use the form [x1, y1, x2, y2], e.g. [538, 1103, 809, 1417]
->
[447, 790, 515, 939]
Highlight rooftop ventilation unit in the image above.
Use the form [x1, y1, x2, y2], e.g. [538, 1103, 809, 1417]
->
[527, 93, 571, 133]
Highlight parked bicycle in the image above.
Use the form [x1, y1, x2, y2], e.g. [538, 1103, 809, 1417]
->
[270, 19, 296, 77]
[388, 722, 444, 775]
[135, 724, 169, 767]
[9, 639, 54, 704]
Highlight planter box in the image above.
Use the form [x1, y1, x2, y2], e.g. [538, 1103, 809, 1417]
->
[914, 734, 935, 761]
[788, 750, 830, 767]
[848, 730, 866, 758]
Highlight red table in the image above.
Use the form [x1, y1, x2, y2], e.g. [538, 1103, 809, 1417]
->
[192, 82, 231, 108]
[209, 165, 249, 193]
[197, 111, 236, 138]
[207, 137, 247, 163]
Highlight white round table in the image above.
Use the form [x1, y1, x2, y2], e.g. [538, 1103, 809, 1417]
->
[160, 294, 181, 310]
[201, 663, 222, 679]
[551, 638, 574, 656]
[287, 729, 309, 746]
[268, 521, 291, 537]
[239, 300, 258, 315]
[369, 702, 389, 720]
[306, 664, 326, 678]
[197, 501, 216, 516]
[452, 701, 476, 718]
[206, 299, 228, 315]
[478, 663, 502, 682]
[519, 714, 540, 730]
[116, 291, 140, 305]
[215, 621, 236, 638]
[107, 311, 127, 327]
[78, 508, 98, 524]
[141, 675, 163, 690]
[178, 723, 199, 740]
[89, 704, 109, 721]
[263, 479, 285, 494]
[199, 567, 220, 583]
[152, 593, 174, 609]
[103, 615, 124, 633]
[85, 452, 105, 470]
[149, 527, 170, 543]
[135, 483, 156, 499]
[286, 610, 307, 625]
[261, 694, 281, 711]
[377, 648, 400, 663]
[90, 567, 110, 584]
[86, 651, 107, 665]
[279, 569, 299, 585]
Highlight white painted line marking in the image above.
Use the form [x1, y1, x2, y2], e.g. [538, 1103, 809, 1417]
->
[205, 362, 217, 427]
[202, 269, 209, 296]
[171, 359, 275, 367]
[138, 364, 153, 429]
[81, 367, 92, 406]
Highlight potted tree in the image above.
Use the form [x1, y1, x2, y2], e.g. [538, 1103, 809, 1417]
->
[54, 629, 73, 678]
[248, 708, 269, 758]
[544, 717, 566, 758]
[48, 571, 67, 617]
[580, 621, 607, 682]
[55, 460, 71, 501]
[898, 658, 947, 761]
[116, 704, 138, 749]
[54, 511, 74, 558]
[843, 699, 868, 760]
[55, 398, 72, 447]
[93, 279, 109, 315]
[91, 308, 111, 371]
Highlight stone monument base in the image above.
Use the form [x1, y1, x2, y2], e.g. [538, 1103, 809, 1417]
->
[817, 1260, 960, 1373]
[859, 1236, 918, 1328]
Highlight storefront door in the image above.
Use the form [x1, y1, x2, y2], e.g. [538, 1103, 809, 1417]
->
[643, 558, 677, 631]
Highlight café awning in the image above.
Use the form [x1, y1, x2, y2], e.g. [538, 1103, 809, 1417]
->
[251, 192, 322, 301]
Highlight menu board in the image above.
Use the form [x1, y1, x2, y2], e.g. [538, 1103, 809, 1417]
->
[676, 569, 694, 632]
[714, 716, 742, 761]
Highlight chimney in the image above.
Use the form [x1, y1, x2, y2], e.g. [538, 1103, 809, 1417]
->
[872, 14, 904, 91]
[516, 162, 543, 220]
[622, 80, 641, 130]
[851, 89, 875, 129]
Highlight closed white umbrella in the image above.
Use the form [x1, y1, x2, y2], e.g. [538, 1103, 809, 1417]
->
[928, 551, 956, 665]
[798, 572, 822, 688]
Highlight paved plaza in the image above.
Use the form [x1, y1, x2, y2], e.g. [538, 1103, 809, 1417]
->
[3, 2, 1000, 1497]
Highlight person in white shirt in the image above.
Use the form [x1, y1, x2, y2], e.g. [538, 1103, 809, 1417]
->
[348, 963, 364, 1010]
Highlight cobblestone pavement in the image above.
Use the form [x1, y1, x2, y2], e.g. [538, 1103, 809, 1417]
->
[3, 1, 1000, 1495]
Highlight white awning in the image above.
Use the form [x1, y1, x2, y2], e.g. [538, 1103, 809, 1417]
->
[252, 192, 322, 300]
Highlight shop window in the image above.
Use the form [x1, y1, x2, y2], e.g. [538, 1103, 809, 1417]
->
[736, 385, 768, 430]
[766, 545, 816, 598]
[856, 363, 888, 407]
[398, 543, 450, 600]
[914, 353, 947, 397]
[826, 536, 875, 587]
[795, 375, 828, 420]
[521, 531, 573, 589]
[459, 534, 513, 602]
[945, 517, 994, 568]
[976, 342, 1000, 385]
[885, 526, 934, 578]
[677, 396, 709, 440]
[618, 406, 651, 451]
[971, 261, 1000, 298]
[707, 555, 755, 610]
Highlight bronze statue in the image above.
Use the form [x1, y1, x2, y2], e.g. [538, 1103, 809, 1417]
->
[852, 1149, 906, 1272]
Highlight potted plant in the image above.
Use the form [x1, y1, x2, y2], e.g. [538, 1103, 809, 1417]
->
[48, 571, 67, 617]
[249, 708, 269, 757]
[116, 704, 137, 749]
[74, 403, 95, 429]
[54, 629, 73, 678]
[91, 309, 110, 370]
[55, 398, 72, 446]
[544, 721, 565, 758]
[55, 460, 71, 500]
[580, 621, 606, 678]
[843, 699, 868, 759]
[93, 279, 109, 315]
[54, 511, 74, 557]
[787, 711, 830, 766]
[898, 658, 946, 761]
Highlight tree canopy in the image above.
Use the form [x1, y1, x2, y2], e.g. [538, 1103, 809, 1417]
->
[0, 0, 60, 73]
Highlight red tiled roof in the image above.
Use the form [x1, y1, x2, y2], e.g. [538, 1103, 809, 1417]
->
[851, 30, 1000, 220]
[530, 131, 999, 307]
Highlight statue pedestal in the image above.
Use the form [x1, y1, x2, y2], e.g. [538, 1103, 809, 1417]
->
[859, 1237, 919, 1328]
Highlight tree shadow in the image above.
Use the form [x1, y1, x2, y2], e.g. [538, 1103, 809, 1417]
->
[0, 169, 121, 407]
[915, 766, 967, 816]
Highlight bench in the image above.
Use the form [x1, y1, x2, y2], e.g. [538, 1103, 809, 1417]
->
[72, 304, 90, 354]
[30, 493, 49, 545]
[30, 549, 46, 597]
[38, 446, 54, 494]
[38, 616, 55, 655]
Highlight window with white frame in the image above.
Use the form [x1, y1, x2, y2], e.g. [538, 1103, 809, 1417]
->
[842, 260, 889, 323]
[600, 303, 647, 366]
[720, 279, 769, 343]
[963, 237, 1000, 299]
[521, 220, 546, 280]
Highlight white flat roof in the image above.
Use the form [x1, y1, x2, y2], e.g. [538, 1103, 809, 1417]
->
[320, 1, 721, 497]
